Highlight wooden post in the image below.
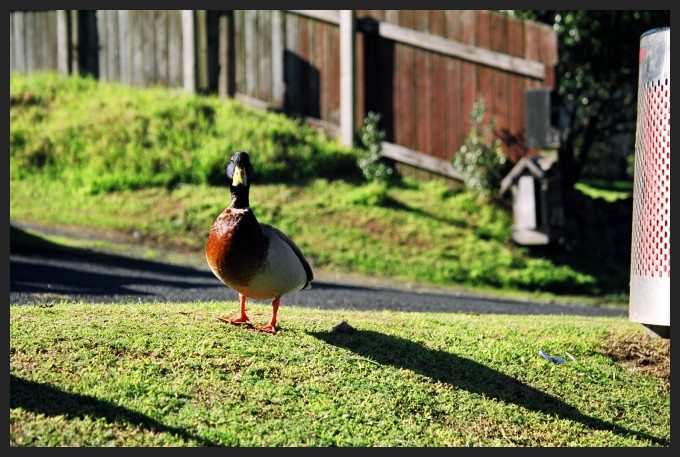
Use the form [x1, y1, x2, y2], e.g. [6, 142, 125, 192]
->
[271, 10, 285, 109]
[69, 10, 79, 75]
[182, 10, 196, 93]
[56, 10, 69, 76]
[218, 12, 228, 98]
[340, 10, 356, 147]
[195, 10, 208, 92]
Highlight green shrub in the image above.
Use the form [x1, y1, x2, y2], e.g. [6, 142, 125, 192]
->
[357, 112, 394, 183]
[452, 97, 507, 197]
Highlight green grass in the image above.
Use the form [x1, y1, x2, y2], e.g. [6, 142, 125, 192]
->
[10, 302, 670, 446]
[575, 179, 633, 202]
[10, 72, 632, 306]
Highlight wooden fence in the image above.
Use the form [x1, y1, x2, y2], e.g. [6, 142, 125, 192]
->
[9, 10, 557, 181]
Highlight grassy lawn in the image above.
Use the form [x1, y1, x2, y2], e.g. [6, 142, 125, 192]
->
[10, 301, 670, 446]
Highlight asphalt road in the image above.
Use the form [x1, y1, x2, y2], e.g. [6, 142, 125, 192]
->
[9, 224, 626, 318]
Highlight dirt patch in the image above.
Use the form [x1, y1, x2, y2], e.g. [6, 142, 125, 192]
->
[601, 330, 670, 385]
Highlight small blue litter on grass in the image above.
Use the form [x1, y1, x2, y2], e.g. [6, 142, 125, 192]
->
[539, 349, 565, 364]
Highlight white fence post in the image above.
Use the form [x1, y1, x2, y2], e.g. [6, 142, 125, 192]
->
[340, 10, 356, 147]
[182, 10, 196, 93]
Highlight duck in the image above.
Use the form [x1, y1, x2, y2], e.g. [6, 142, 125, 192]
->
[205, 151, 313, 333]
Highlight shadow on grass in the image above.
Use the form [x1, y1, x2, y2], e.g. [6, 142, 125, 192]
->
[309, 329, 667, 446]
[10, 375, 217, 446]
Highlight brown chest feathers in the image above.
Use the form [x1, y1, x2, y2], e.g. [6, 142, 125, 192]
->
[205, 208, 269, 286]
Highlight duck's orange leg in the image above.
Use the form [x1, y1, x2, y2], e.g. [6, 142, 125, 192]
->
[218, 293, 251, 325]
[254, 297, 280, 333]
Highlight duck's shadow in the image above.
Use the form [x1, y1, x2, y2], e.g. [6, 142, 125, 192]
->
[308, 329, 667, 446]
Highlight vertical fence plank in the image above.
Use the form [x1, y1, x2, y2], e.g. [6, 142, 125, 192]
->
[57, 10, 69, 76]
[459, 10, 477, 144]
[218, 12, 228, 98]
[490, 12, 509, 143]
[155, 10, 168, 86]
[523, 20, 540, 91]
[10, 12, 16, 72]
[476, 10, 492, 126]
[34, 12, 45, 71]
[25, 12, 36, 73]
[284, 11, 299, 114]
[317, 19, 328, 122]
[257, 10, 271, 103]
[354, 14, 364, 132]
[69, 10, 80, 75]
[196, 10, 209, 91]
[413, 10, 431, 156]
[182, 10, 195, 93]
[444, 10, 462, 157]
[507, 15, 526, 161]
[118, 10, 131, 85]
[98, 10, 109, 81]
[99, 10, 109, 81]
[396, 10, 415, 151]
[271, 10, 284, 108]
[429, 10, 446, 159]
[243, 10, 257, 98]
[14, 12, 26, 73]
[129, 11, 143, 85]
[45, 11, 57, 70]
[540, 24, 557, 89]
[142, 10, 155, 86]
[328, 21, 340, 126]
[167, 10, 181, 87]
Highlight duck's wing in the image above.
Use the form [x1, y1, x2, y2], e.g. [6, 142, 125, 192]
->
[261, 223, 314, 287]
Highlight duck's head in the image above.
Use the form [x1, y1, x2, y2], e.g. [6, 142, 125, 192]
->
[227, 151, 255, 188]
[227, 151, 255, 208]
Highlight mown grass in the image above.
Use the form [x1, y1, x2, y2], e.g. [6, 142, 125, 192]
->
[9, 72, 632, 306]
[10, 301, 670, 447]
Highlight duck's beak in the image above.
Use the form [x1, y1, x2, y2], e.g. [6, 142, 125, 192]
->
[232, 166, 247, 186]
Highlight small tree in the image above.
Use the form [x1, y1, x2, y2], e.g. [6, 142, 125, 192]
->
[357, 111, 394, 183]
[452, 97, 507, 197]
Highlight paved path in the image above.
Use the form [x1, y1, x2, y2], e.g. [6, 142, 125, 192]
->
[9, 224, 626, 318]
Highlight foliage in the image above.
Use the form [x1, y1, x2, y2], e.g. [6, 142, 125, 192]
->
[357, 111, 394, 183]
[452, 98, 507, 197]
[9, 72, 361, 194]
[503, 10, 670, 186]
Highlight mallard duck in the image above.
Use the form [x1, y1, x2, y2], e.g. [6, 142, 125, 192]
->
[206, 151, 313, 333]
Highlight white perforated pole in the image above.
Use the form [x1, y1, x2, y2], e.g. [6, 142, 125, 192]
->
[629, 27, 670, 337]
